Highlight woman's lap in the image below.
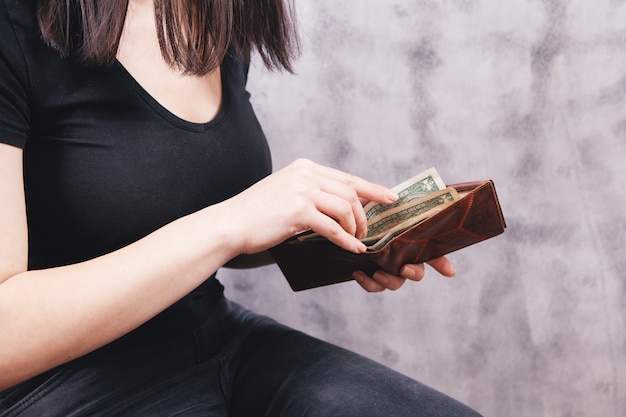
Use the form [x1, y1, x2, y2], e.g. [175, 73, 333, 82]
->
[0, 297, 481, 417]
[0, 326, 227, 417]
[220, 304, 480, 417]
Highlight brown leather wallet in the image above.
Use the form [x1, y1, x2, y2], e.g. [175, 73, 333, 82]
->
[269, 180, 506, 291]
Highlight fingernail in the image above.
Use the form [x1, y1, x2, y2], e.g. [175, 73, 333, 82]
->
[401, 266, 416, 279]
[385, 190, 399, 202]
[448, 265, 456, 277]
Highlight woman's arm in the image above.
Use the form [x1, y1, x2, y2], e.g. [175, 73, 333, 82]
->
[0, 150, 400, 390]
[0, 143, 243, 389]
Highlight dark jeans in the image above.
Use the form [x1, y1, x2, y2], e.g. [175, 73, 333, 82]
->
[0, 298, 482, 417]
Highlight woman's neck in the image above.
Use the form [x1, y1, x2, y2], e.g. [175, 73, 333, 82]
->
[116, 0, 223, 124]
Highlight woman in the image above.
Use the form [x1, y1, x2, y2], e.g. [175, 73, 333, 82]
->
[0, 0, 481, 415]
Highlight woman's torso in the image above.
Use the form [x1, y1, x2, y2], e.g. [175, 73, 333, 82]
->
[1, 0, 272, 335]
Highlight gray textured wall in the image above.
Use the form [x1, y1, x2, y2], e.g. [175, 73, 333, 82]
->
[220, 1, 626, 416]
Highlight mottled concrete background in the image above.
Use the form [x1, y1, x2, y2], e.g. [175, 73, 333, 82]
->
[220, 1, 626, 415]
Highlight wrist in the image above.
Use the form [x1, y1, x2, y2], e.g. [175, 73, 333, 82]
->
[193, 201, 244, 264]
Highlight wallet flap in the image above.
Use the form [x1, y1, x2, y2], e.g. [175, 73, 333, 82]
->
[269, 240, 380, 291]
[366, 180, 505, 273]
[269, 179, 506, 291]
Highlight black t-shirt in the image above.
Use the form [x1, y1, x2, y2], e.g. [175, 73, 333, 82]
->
[0, 1, 272, 334]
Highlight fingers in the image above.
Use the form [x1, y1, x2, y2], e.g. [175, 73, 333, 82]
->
[340, 173, 398, 207]
[426, 256, 455, 277]
[306, 210, 366, 253]
[282, 159, 398, 246]
[353, 271, 386, 292]
[352, 256, 457, 293]
[398, 257, 455, 281]
[400, 264, 425, 281]
[353, 270, 407, 292]
[295, 159, 398, 207]
[372, 271, 407, 290]
[316, 179, 368, 239]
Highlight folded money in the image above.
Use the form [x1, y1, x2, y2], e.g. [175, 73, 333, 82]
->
[299, 167, 460, 250]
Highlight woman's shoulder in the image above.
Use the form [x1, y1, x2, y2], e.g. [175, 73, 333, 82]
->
[1, 0, 65, 81]
[1, 0, 41, 58]
[1, 0, 39, 71]
[2, 0, 37, 28]
[0, 0, 38, 149]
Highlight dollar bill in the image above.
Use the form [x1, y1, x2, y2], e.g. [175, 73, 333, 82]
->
[363, 167, 446, 222]
[363, 187, 459, 244]
[365, 199, 457, 251]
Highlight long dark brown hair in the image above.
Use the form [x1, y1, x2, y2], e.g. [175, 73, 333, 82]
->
[36, 0, 300, 74]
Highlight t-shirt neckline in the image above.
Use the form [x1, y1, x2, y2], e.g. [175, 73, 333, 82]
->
[113, 59, 230, 133]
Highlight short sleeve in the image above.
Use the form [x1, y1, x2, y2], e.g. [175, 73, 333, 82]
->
[0, 0, 31, 149]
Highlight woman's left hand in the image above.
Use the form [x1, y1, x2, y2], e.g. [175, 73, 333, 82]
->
[352, 255, 455, 292]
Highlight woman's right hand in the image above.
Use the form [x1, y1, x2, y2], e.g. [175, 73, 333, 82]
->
[220, 158, 399, 257]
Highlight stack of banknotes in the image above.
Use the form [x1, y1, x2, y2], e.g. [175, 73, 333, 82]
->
[299, 167, 460, 251]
